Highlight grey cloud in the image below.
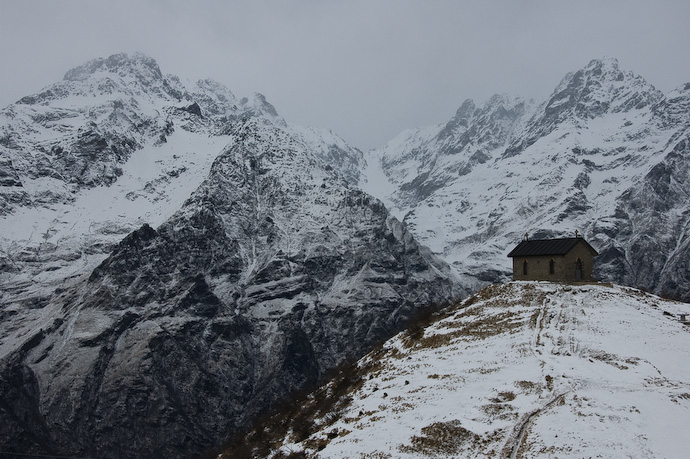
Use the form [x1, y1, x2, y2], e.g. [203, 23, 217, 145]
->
[1, 0, 689, 151]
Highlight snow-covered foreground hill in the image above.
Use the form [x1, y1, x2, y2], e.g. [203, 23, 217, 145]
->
[260, 282, 690, 458]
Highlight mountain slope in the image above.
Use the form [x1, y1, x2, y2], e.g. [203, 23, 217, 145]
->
[267, 282, 690, 458]
[363, 58, 690, 300]
[0, 54, 458, 458]
[0, 53, 365, 309]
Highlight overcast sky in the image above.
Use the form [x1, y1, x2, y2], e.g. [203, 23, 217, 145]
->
[1, 0, 689, 151]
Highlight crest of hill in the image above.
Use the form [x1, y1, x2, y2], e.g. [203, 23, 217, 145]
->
[232, 282, 690, 458]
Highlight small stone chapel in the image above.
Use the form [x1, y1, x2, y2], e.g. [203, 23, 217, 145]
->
[507, 232, 598, 282]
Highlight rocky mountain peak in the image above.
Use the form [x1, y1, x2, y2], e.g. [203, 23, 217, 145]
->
[63, 52, 163, 83]
[502, 58, 663, 158]
[195, 78, 237, 104]
[475, 94, 526, 126]
[653, 81, 690, 127]
[15, 52, 177, 106]
[583, 56, 622, 77]
[434, 99, 476, 144]
[546, 57, 661, 119]
[439, 94, 525, 141]
[549, 57, 622, 95]
[184, 78, 240, 117]
[451, 99, 476, 127]
[238, 93, 283, 124]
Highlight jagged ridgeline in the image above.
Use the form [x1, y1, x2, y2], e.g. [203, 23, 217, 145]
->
[364, 58, 690, 301]
[0, 54, 459, 458]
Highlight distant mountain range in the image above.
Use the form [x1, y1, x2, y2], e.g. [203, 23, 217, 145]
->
[0, 53, 688, 458]
[362, 57, 690, 301]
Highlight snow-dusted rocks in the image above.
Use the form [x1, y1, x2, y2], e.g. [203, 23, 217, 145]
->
[0, 54, 457, 458]
[363, 58, 690, 300]
[505, 58, 663, 158]
[0, 52, 366, 314]
[268, 282, 690, 458]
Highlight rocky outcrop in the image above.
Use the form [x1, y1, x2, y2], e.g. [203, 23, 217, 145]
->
[597, 134, 690, 300]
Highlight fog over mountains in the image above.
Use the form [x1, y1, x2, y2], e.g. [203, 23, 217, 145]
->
[0, 53, 689, 457]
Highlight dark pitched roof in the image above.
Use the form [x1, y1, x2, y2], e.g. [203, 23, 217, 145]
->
[507, 237, 598, 257]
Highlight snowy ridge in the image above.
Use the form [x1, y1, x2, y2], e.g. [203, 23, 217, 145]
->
[362, 58, 690, 299]
[270, 282, 690, 458]
[0, 53, 363, 313]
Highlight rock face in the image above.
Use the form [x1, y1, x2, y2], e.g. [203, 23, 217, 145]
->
[0, 52, 364, 322]
[0, 52, 286, 215]
[0, 55, 458, 458]
[363, 58, 690, 300]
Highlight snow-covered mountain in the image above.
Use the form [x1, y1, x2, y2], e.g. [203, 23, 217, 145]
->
[0, 54, 458, 458]
[363, 58, 690, 300]
[0, 53, 364, 306]
[3, 52, 690, 458]
[250, 282, 690, 458]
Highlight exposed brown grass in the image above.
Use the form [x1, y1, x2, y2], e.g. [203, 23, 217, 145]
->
[401, 282, 550, 351]
[399, 420, 480, 456]
[515, 380, 540, 393]
[404, 309, 524, 350]
[428, 373, 453, 380]
[480, 403, 519, 421]
[490, 390, 517, 403]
